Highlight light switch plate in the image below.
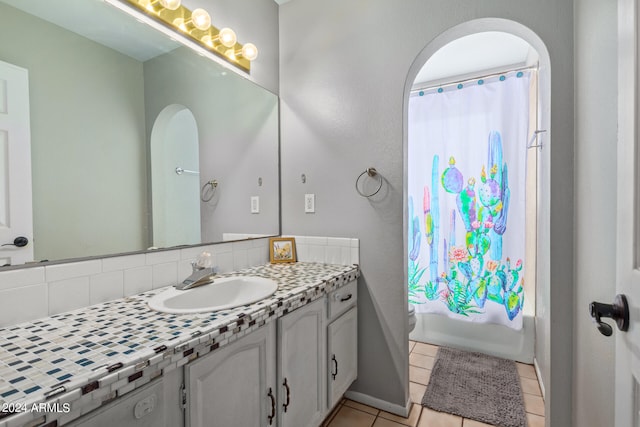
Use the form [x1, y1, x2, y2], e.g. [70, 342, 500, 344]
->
[305, 194, 315, 213]
[251, 196, 260, 214]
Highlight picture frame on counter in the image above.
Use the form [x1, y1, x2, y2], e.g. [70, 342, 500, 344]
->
[269, 237, 297, 263]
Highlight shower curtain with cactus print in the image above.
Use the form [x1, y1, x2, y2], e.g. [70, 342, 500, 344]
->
[408, 70, 531, 330]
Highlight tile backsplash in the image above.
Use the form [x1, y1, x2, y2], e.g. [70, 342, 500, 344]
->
[285, 236, 360, 265]
[0, 236, 359, 328]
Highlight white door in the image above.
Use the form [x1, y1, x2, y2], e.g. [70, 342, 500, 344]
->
[616, 0, 640, 425]
[0, 60, 33, 266]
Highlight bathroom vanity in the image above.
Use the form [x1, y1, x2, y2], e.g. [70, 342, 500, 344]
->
[0, 262, 359, 427]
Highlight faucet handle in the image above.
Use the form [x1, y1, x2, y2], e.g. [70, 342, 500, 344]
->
[193, 251, 213, 272]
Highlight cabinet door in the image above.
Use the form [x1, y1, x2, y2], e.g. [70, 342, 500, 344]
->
[185, 322, 276, 427]
[277, 298, 326, 427]
[327, 307, 358, 409]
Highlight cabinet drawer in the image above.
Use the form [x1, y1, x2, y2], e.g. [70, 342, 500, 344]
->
[328, 280, 357, 320]
[68, 376, 176, 427]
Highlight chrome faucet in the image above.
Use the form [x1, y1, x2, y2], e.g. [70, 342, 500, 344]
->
[175, 253, 218, 290]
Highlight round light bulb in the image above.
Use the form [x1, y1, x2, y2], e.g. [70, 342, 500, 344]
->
[191, 8, 211, 31]
[159, 0, 181, 10]
[241, 43, 258, 61]
[218, 28, 237, 48]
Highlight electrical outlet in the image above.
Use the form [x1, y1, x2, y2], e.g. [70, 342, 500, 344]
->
[251, 196, 260, 214]
[305, 194, 315, 213]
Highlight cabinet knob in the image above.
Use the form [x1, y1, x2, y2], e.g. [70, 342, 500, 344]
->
[267, 387, 275, 425]
[331, 354, 338, 380]
[282, 378, 291, 412]
[335, 293, 352, 302]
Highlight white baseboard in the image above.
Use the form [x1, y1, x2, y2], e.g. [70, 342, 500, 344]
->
[344, 390, 411, 417]
[533, 357, 546, 400]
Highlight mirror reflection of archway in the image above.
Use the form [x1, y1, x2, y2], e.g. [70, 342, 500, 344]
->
[150, 104, 201, 248]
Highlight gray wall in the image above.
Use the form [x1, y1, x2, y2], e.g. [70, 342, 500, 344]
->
[279, 1, 574, 424]
[143, 47, 280, 243]
[573, 0, 617, 425]
[0, 3, 147, 262]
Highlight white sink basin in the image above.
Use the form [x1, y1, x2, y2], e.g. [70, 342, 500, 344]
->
[148, 276, 278, 314]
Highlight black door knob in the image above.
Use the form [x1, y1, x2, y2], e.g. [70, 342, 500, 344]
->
[1, 236, 28, 248]
[589, 294, 629, 336]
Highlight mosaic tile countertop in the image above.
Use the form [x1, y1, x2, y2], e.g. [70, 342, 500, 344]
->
[0, 262, 360, 427]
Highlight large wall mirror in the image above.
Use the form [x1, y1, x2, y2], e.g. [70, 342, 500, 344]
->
[0, 0, 279, 265]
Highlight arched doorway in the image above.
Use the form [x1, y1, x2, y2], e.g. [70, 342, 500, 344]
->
[403, 17, 551, 423]
[150, 104, 201, 248]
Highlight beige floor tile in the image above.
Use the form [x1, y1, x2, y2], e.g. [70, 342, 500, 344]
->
[409, 382, 427, 404]
[462, 419, 495, 426]
[526, 413, 545, 427]
[520, 376, 542, 396]
[409, 366, 431, 386]
[412, 342, 439, 357]
[328, 405, 376, 427]
[409, 341, 417, 353]
[516, 362, 537, 380]
[379, 403, 422, 427]
[417, 407, 463, 427]
[523, 393, 545, 416]
[410, 353, 435, 369]
[322, 401, 345, 426]
[373, 417, 409, 427]
[343, 399, 380, 416]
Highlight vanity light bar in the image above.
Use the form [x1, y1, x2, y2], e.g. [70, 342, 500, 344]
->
[116, 0, 257, 72]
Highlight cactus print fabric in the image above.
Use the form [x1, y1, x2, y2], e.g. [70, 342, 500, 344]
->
[408, 71, 531, 330]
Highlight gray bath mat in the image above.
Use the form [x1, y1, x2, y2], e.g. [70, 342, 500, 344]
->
[421, 347, 527, 427]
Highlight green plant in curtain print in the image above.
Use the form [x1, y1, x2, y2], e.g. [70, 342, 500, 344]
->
[409, 131, 524, 320]
[408, 196, 427, 304]
[422, 185, 440, 301]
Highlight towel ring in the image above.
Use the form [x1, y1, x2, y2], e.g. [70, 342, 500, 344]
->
[355, 167, 383, 198]
[201, 180, 218, 202]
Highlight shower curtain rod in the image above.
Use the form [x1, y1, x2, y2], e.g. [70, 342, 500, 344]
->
[411, 65, 538, 94]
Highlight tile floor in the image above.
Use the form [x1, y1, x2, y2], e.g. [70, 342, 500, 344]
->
[322, 341, 545, 427]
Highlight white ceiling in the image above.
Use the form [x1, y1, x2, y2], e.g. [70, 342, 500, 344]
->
[414, 32, 536, 86]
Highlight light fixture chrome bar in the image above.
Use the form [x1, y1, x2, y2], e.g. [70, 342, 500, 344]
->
[106, 0, 254, 73]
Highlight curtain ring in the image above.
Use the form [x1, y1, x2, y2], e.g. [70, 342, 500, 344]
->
[355, 168, 383, 197]
[201, 179, 218, 202]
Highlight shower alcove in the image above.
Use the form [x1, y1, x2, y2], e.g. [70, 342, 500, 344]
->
[404, 20, 551, 366]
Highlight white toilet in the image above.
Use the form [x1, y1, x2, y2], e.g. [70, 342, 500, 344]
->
[408, 304, 417, 333]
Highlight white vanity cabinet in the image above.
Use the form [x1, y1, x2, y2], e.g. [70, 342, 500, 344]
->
[184, 322, 277, 427]
[180, 280, 357, 427]
[276, 298, 326, 427]
[326, 281, 358, 409]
